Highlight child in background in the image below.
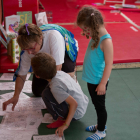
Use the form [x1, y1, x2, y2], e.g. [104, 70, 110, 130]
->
[77, 6, 113, 140]
[31, 53, 89, 137]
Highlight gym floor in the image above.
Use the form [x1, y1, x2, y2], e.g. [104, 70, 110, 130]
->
[0, 68, 140, 140]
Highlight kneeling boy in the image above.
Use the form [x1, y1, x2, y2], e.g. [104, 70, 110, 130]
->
[31, 53, 89, 137]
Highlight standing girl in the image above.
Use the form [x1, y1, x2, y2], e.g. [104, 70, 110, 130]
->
[77, 6, 113, 140]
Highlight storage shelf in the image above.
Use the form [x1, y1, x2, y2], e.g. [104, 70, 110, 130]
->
[0, 44, 18, 73]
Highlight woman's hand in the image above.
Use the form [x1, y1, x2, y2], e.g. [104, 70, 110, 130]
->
[3, 96, 19, 111]
[95, 83, 106, 95]
[55, 124, 68, 137]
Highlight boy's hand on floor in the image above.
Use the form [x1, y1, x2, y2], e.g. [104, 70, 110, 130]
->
[55, 124, 68, 137]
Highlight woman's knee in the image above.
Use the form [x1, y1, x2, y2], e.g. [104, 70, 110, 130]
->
[32, 88, 42, 97]
[32, 74, 49, 97]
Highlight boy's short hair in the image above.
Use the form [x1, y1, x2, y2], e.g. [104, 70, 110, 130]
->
[31, 53, 57, 79]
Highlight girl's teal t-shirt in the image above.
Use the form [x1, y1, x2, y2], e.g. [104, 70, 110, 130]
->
[82, 34, 111, 84]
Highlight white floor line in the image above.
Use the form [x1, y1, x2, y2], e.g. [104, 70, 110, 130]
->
[120, 12, 140, 30]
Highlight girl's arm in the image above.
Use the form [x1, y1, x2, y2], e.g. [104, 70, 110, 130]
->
[96, 38, 113, 95]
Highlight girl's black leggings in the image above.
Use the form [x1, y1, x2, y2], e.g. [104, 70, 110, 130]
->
[87, 81, 108, 131]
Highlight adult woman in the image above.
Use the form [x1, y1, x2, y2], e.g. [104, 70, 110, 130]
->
[3, 23, 78, 111]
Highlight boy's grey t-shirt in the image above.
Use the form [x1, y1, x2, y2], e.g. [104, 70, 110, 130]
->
[49, 71, 89, 120]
